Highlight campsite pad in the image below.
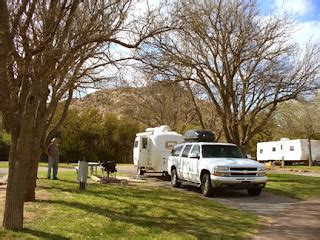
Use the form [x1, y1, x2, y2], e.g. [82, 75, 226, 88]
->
[253, 198, 320, 240]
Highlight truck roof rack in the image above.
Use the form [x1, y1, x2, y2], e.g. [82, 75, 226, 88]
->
[184, 129, 216, 142]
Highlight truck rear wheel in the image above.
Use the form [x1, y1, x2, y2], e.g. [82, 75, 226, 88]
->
[247, 188, 262, 196]
[201, 173, 214, 197]
[171, 168, 181, 187]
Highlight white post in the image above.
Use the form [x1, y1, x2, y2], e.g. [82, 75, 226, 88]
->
[78, 160, 88, 190]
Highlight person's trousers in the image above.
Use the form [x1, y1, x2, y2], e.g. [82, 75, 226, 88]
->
[48, 157, 59, 179]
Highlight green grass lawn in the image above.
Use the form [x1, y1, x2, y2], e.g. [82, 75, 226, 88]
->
[0, 171, 260, 239]
[0, 161, 77, 169]
[266, 173, 320, 200]
[38, 162, 78, 169]
[278, 165, 320, 172]
[0, 161, 8, 168]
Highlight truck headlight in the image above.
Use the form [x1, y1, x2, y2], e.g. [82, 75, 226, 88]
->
[215, 166, 230, 171]
[214, 166, 230, 177]
[257, 165, 266, 176]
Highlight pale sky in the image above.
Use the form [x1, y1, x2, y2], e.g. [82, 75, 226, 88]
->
[136, 0, 320, 45]
[259, 0, 320, 44]
[85, 0, 320, 94]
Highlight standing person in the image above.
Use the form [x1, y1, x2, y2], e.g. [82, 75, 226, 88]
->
[46, 138, 60, 180]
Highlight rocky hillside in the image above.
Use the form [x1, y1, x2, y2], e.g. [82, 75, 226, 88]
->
[71, 88, 135, 116]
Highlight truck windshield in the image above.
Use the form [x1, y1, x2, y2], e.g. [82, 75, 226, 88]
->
[202, 145, 244, 158]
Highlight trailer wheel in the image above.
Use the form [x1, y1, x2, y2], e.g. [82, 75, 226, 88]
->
[137, 167, 145, 176]
[201, 173, 214, 197]
[247, 188, 262, 196]
[171, 168, 181, 187]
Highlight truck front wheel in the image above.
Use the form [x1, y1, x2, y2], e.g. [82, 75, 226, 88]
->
[247, 188, 262, 196]
[171, 168, 181, 187]
[201, 173, 214, 197]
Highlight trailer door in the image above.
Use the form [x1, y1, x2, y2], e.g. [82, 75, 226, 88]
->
[139, 137, 149, 167]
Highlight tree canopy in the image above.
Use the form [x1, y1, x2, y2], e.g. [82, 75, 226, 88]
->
[137, 0, 320, 149]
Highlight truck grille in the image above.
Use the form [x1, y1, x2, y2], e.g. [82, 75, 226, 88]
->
[230, 168, 257, 171]
[230, 168, 257, 177]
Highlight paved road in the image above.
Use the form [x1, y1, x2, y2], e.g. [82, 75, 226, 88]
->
[253, 198, 320, 240]
[0, 169, 7, 179]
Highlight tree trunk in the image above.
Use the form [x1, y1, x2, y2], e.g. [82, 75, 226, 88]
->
[24, 162, 39, 202]
[24, 141, 41, 202]
[308, 137, 313, 166]
[3, 154, 26, 229]
[3, 126, 32, 230]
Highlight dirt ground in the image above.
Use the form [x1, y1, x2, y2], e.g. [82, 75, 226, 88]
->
[0, 186, 5, 224]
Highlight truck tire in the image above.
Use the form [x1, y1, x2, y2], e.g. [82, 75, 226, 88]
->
[247, 188, 262, 196]
[171, 168, 181, 187]
[201, 173, 214, 197]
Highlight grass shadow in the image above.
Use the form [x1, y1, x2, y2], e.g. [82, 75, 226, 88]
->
[39, 198, 254, 239]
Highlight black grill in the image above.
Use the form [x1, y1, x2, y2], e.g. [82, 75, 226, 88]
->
[230, 168, 257, 171]
[101, 160, 117, 177]
[230, 173, 257, 176]
[230, 167, 257, 177]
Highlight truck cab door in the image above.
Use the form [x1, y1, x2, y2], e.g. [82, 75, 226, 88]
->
[180, 144, 192, 180]
[188, 144, 200, 182]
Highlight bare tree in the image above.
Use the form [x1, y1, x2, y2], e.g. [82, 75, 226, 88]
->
[0, 0, 169, 230]
[138, 0, 320, 150]
[121, 79, 197, 132]
[274, 98, 320, 166]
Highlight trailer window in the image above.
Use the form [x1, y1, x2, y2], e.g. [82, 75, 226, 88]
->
[260, 149, 263, 154]
[171, 145, 183, 156]
[165, 141, 177, 149]
[272, 147, 276, 152]
[134, 141, 138, 148]
[142, 138, 148, 149]
[181, 145, 192, 157]
[290, 146, 294, 151]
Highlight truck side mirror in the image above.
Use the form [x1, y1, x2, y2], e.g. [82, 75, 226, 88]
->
[189, 152, 200, 159]
[246, 154, 252, 159]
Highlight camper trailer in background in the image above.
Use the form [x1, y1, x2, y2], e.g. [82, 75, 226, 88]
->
[133, 125, 184, 175]
[257, 138, 320, 164]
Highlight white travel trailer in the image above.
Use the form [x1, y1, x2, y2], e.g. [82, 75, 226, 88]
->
[257, 138, 320, 164]
[133, 125, 184, 175]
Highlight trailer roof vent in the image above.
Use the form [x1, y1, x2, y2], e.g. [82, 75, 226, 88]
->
[280, 138, 290, 141]
[184, 129, 216, 142]
[146, 125, 171, 134]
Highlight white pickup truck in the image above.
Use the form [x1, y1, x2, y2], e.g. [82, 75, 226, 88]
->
[167, 142, 267, 197]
